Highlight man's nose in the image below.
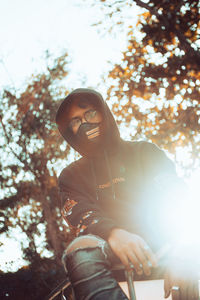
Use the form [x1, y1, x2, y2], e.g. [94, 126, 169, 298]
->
[81, 116, 87, 124]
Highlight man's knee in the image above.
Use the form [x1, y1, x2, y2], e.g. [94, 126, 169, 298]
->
[63, 234, 106, 257]
[62, 235, 108, 273]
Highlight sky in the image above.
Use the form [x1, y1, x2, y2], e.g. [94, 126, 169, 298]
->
[0, 0, 141, 272]
[0, 0, 138, 92]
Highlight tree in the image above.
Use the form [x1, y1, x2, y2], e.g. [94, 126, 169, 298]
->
[0, 52, 74, 288]
[93, 0, 200, 172]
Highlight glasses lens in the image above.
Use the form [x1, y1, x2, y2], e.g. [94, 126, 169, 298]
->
[85, 109, 98, 122]
[69, 118, 81, 131]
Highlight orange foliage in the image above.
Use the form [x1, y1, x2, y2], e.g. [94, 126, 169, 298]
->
[101, 0, 200, 171]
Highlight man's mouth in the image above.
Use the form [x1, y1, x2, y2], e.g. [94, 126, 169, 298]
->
[86, 126, 100, 139]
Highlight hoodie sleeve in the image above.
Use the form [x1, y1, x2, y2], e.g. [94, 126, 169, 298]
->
[141, 141, 185, 189]
[58, 165, 117, 241]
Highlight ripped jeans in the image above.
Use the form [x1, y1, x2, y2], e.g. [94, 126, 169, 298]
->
[62, 234, 129, 300]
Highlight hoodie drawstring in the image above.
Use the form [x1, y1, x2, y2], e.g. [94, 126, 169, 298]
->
[104, 150, 116, 201]
[90, 160, 99, 201]
[90, 151, 116, 202]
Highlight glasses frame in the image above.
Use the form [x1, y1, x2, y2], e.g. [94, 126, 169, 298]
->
[68, 109, 100, 132]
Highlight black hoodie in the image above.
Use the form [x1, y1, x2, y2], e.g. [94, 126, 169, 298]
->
[56, 88, 185, 251]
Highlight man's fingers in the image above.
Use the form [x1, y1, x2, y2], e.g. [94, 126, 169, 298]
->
[182, 283, 189, 300]
[132, 245, 151, 276]
[164, 289, 171, 299]
[171, 286, 180, 300]
[126, 249, 143, 274]
[142, 244, 157, 267]
[171, 281, 199, 300]
[193, 282, 199, 300]
[188, 280, 199, 300]
[118, 252, 131, 269]
[164, 272, 171, 298]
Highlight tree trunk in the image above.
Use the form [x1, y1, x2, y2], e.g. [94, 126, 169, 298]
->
[40, 190, 64, 264]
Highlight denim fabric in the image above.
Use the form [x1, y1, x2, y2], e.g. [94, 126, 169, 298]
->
[63, 241, 128, 300]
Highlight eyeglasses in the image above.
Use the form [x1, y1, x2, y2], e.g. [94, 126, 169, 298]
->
[68, 109, 101, 132]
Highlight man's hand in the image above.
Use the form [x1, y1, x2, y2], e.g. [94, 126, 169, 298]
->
[164, 244, 200, 299]
[164, 260, 199, 300]
[108, 228, 157, 276]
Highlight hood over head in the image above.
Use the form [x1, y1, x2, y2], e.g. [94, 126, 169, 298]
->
[56, 88, 120, 157]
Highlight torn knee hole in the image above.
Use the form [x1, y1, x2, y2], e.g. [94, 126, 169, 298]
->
[66, 236, 105, 255]
[66, 237, 104, 254]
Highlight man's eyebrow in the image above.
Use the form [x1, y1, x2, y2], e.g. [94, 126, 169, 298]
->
[69, 116, 80, 121]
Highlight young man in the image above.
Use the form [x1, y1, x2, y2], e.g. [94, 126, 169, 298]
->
[56, 88, 199, 300]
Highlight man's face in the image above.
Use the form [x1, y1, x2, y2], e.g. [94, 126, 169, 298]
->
[66, 101, 102, 136]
